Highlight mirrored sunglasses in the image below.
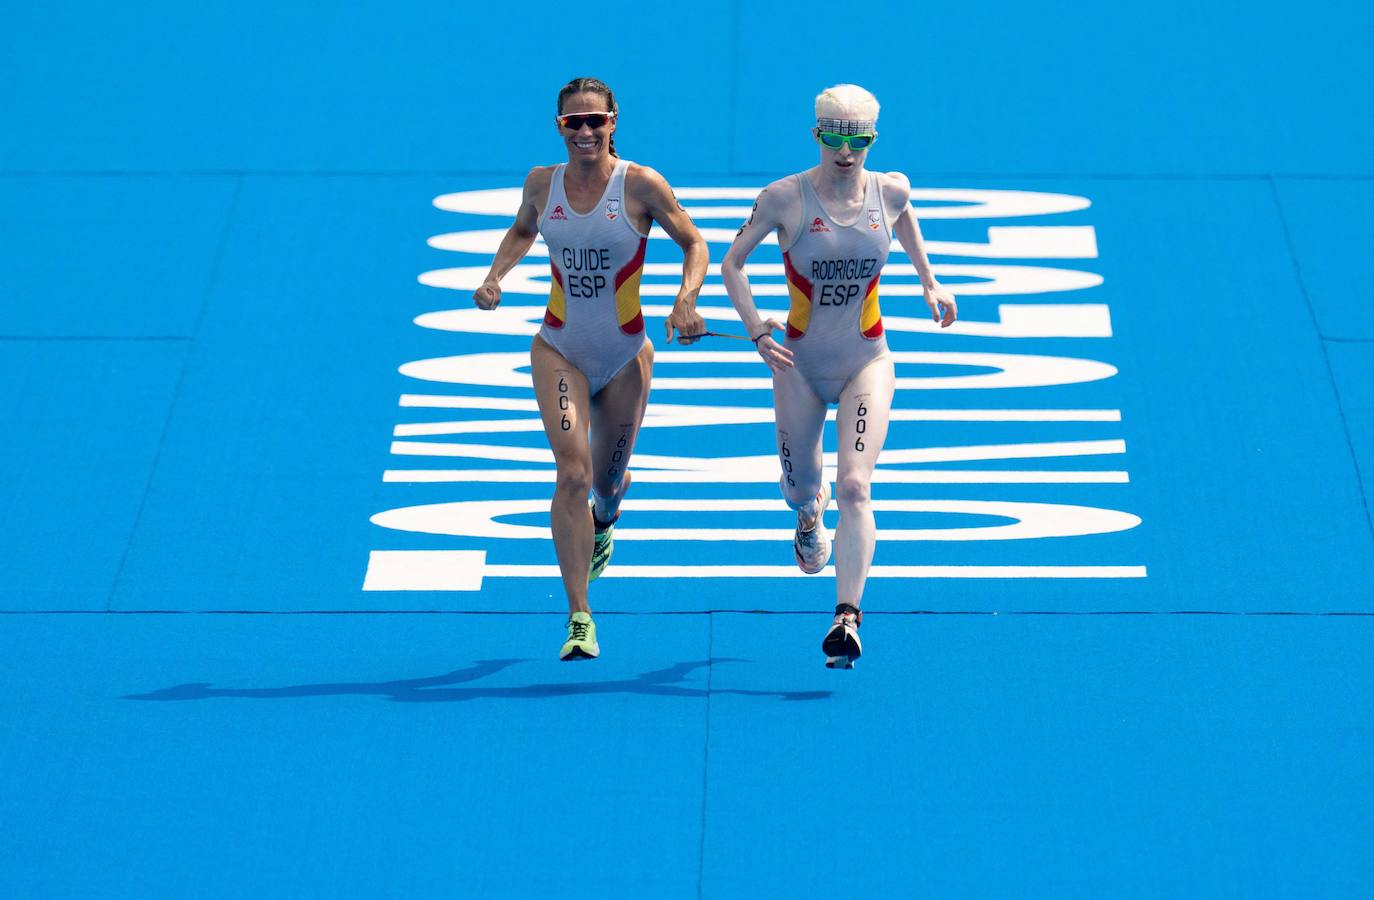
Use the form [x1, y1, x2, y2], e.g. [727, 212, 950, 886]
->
[818, 131, 876, 151]
[556, 112, 616, 130]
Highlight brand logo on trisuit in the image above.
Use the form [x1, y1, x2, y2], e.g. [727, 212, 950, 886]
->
[549, 205, 568, 221]
[605, 198, 620, 221]
[868, 209, 882, 230]
[809, 216, 830, 233]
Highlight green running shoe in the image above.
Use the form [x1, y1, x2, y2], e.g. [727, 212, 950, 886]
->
[560, 611, 599, 661]
[588, 510, 617, 583]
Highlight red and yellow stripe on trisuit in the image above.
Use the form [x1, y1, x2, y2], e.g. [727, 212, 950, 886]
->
[782, 251, 813, 339]
[544, 262, 566, 328]
[784, 253, 884, 340]
[859, 274, 883, 339]
[613, 237, 647, 335]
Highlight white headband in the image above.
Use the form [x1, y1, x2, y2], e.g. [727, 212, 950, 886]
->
[817, 117, 875, 135]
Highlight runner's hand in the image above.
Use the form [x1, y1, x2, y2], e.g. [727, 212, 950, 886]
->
[665, 301, 706, 345]
[474, 280, 502, 310]
[924, 281, 957, 328]
[752, 318, 793, 373]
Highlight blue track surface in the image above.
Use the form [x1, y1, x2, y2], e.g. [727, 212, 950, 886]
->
[3, 2, 1373, 896]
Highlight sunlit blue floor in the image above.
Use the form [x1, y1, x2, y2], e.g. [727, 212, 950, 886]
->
[3, 1, 1372, 896]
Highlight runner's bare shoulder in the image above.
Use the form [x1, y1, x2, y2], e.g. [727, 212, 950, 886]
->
[754, 175, 802, 222]
[520, 166, 557, 221]
[878, 170, 912, 219]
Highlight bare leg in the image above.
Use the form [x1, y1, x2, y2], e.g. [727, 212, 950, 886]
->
[589, 339, 654, 522]
[530, 335, 594, 615]
[833, 355, 895, 609]
[772, 363, 829, 521]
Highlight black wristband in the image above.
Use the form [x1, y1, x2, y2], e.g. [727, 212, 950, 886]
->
[751, 332, 767, 344]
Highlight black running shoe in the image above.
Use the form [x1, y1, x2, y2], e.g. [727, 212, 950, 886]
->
[822, 603, 862, 669]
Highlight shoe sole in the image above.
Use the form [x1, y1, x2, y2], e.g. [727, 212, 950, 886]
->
[560, 645, 600, 661]
[793, 484, 832, 574]
[793, 540, 828, 574]
[821, 626, 861, 668]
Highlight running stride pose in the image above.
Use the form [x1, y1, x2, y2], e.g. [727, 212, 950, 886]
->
[722, 84, 956, 668]
[475, 78, 707, 660]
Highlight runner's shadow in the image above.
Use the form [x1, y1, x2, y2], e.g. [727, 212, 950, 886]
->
[124, 658, 832, 703]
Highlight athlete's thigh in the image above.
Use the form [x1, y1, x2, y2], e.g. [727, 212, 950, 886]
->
[835, 355, 896, 482]
[589, 339, 654, 487]
[530, 335, 592, 467]
[773, 364, 828, 496]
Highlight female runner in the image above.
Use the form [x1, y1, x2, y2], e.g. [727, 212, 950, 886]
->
[474, 77, 707, 660]
[722, 84, 957, 668]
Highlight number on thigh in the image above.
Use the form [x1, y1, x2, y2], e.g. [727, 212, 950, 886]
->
[589, 342, 653, 489]
[773, 366, 827, 499]
[531, 341, 592, 455]
[837, 357, 895, 477]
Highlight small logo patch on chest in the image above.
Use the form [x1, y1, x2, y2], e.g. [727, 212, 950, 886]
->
[605, 198, 620, 221]
[549, 204, 568, 221]
[868, 209, 882, 230]
[810, 217, 831, 233]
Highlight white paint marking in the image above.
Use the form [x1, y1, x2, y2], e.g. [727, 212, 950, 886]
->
[400, 394, 542, 411]
[381, 469, 1129, 484]
[362, 550, 486, 591]
[418, 262, 1103, 297]
[397, 350, 1119, 391]
[387, 439, 1125, 468]
[412, 302, 1113, 339]
[490, 564, 1148, 579]
[391, 404, 1120, 437]
[362, 550, 1146, 591]
[426, 225, 1098, 259]
[432, 186, 1091, 220]
[370, 498, 1142, 542]
[397, 396, 1120, 422]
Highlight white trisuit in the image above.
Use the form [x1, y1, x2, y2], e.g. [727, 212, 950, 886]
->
[775, 171, 897, 607]
[538, 158, 651, 396]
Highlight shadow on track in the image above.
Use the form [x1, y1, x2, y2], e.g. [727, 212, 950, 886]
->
[124, 658, 832, 703]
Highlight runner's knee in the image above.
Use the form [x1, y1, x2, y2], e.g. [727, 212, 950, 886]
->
[783, 478, 822, 509]
[555, 463, 594, 498]
[835, 473, 871, 509]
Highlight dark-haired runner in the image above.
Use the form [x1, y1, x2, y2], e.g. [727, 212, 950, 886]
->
[474, 78, 707, 660]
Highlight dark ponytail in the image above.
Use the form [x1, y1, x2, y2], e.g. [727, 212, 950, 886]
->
[557, 77, 619, 157]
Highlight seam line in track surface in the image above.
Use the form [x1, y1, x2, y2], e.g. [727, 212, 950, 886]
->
[5, 609, 1373, 617]
[103, 174, 246, 611]
[725, 0, 740, 175]
[697, 611, 714, 900]
[0, 336, 193, 342]
[5, 170, 1374, 180]
[1267, 176, 1374, 541]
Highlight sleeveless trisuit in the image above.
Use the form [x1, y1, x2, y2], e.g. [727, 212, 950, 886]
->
[779, 171, 892, 403]
[537, 158, 650, 395]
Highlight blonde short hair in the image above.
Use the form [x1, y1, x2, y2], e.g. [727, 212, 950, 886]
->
[814, 84, 880, 124]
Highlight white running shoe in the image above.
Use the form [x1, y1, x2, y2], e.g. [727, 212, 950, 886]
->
[793, 483, 832, 574]
[822, 603, 863, 669]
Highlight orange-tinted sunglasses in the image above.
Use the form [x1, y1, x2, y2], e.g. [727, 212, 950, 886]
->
[556, 111, 616, 130]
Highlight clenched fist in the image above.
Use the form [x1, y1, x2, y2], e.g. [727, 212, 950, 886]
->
[474, 280, 502, 310]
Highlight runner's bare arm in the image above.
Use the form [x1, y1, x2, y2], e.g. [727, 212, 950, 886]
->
[722, 181, 798, 370]
[632, 166, 708, 344]
[474, 167, 552, 310]
[886, 171, 956, 327]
